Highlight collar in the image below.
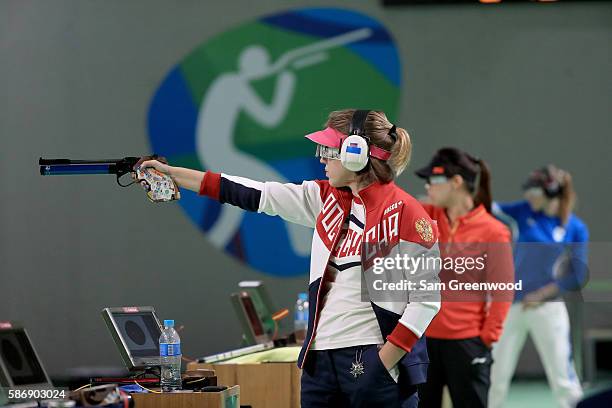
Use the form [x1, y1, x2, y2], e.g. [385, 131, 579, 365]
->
[355, 181, 397, 209]
[453, 204, 486, 224]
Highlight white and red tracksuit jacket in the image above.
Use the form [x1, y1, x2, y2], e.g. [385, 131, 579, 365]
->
[199, 171, 441, 386]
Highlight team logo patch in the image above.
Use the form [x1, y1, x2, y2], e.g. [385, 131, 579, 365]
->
[415, 218, 434, 242]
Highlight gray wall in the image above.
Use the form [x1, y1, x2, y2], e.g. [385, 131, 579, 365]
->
[1, 0, 611, 377]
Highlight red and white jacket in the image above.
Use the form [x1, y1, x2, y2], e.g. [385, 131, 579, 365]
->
[199, 171, 441, 386]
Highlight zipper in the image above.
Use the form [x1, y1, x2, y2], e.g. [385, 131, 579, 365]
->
[448, 222, 458, 244]
[301, 194, 351, 367]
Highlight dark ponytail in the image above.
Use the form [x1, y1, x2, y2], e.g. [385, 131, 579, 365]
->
[556, 167, 576, 225]
[473, 159, 492, 213]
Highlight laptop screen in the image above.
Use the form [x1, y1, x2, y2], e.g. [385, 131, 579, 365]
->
[110, 311, 161, 358]
[0, 328, 48, 386]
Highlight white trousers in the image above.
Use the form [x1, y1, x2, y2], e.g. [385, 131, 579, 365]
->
[488, 302, 583, 408]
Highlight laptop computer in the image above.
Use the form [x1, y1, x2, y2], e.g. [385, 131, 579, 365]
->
[0, 322, 54, 404]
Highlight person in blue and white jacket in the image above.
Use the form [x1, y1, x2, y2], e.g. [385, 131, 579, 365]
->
[489, 165, 588, 408]
[138, 109, 441, 407]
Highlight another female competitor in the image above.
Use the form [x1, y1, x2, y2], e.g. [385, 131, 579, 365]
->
[137, 110, 441, 407]
[488, 165, 587, 408]
[414, 147, 514, 408]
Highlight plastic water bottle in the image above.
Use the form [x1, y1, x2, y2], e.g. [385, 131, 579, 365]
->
[159, 319, 182, 392]
[294, 293, 309, 341]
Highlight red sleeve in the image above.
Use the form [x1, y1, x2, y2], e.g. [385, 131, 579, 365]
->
[480, 224, 514, 346]
[387, 324, 420, 352]
[480, 302, 511, 347]
[198, 171, 221, 200]
[385, 196, 441, 352]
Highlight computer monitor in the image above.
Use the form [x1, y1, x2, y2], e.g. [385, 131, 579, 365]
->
[0, 321, 53, 404]
[101, 307, 162, 371]
[231, 281, 277, 345]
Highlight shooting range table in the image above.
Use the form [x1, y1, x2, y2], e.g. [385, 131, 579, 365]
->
[130, 386, 239, 408]
[187, 362, 300, 408]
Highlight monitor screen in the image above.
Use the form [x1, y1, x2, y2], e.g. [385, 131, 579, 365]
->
[238, 281, 276, 336]
[111, 312, 161, 358]
[0, 329, 47, 386]
[239, 293, 265, 337]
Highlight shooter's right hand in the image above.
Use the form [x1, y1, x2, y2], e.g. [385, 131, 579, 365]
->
[131, 157, 172, 187]
[132, 157, 203, 193]
[135, 159, 171, 176]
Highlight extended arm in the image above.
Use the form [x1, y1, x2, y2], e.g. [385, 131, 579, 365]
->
[137, 160, 322, 227]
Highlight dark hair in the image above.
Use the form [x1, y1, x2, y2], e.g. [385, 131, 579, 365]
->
[473, 159, 492, 213]
[452, 152, 492, 213]
[422, 147, 492, 212]
[524, 165, 576, 225]
[559, 171, 576, 225]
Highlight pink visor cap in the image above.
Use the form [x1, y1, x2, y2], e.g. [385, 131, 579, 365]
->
[305, 127, 392, 161]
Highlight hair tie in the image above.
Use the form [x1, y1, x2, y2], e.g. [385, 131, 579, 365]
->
[388, 125, 397, 143]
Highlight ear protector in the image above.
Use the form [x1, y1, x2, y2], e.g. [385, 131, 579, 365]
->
[340, 110, 372, 172]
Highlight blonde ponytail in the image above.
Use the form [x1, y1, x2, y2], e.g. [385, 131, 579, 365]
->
[388, 126, 411, 176]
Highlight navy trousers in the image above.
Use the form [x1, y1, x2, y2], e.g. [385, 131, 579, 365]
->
[301, 344, 419, 408]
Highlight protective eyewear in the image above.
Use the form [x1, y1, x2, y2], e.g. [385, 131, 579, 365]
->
[315, 144, 340, 160]
[427, 175, 449, 185]
[524, 187, 544, 197]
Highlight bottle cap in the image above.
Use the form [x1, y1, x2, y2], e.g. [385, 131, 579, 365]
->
[163, 319, 175, 327]
[298, 293, 308, 300]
